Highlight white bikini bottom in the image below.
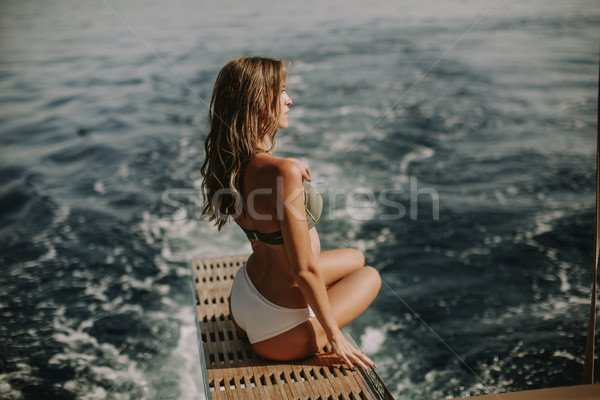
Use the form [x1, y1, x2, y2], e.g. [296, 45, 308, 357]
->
[230, 263, 315, 344]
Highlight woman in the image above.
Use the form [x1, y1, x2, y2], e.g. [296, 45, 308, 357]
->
[200, 56, 381, 371]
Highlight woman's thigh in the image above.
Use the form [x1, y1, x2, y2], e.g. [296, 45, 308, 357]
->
[318, 248, 365, 286]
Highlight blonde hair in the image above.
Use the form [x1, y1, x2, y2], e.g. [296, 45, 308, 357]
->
[201, 56, 288, 230]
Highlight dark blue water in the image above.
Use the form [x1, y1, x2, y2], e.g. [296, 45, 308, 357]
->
[1, 0, 598, 398]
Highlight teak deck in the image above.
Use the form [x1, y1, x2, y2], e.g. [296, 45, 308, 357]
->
[191, 253, 394, 400]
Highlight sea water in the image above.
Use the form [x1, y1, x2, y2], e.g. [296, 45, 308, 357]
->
[1, 0, 598, 398]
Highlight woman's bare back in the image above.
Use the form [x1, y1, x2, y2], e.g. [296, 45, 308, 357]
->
[233, 153, 320, 309]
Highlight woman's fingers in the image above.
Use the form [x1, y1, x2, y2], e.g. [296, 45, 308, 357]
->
[341, 348, 359, 370]
[354, 351, 373, 370]
[301, 165, 310, 181]
[343, 346, 376, 371]
[287, 157, 311, 181]
[332, 341, 354, 370]
[344, 347, 368, 370]
[357, 351, 375, 368]
[351, 355, 369, 371]
[342, 354, 354, 370]
[331, 332, 377, 371]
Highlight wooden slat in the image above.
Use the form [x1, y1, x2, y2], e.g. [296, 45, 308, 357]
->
[462, 384, 600, 400]
[192, 253, 390, 400]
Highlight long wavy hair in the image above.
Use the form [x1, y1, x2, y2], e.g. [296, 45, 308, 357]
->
[201, 56, 288, 230]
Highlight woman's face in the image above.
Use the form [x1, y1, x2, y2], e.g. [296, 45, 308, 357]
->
[277, 85, 292, 129]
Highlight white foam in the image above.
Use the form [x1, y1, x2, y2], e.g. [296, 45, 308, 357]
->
[84, 276, 110, 302]
[54, 204, 71, 225]
[396, 143, 435, 184]
[552, 350, 576, 360]
[19, 239, 57, 270]
[93, 180, 106, 194]
[533, 210, 565, 237]
[118, 162, 130, 178]
[459, 247, 491, 263]
[557, 267, 570, 292]
[174, 311, 206, 400]
[145, 207, 251, 265]
[360, 326, 386, 355]
[50, 310, 149, 399]
[0, 365, 33, 399]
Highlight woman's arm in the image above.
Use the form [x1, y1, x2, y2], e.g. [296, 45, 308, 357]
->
[276, 160, 373, 370]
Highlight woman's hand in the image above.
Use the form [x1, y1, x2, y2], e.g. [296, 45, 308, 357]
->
[329, 329, 375, 371]
[286, 157, 311, 181]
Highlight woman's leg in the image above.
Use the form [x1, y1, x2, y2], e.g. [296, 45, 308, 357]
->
[229, 301, 247, 339]
[251, 265, 381, 361]
[318, 248, 365, 286]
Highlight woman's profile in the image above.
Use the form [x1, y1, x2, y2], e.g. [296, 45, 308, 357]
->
[200, 56, 381, 370]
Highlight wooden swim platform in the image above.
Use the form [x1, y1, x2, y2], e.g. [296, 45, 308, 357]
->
[464, 384, 600, 399]
[191, 253, 394, 400]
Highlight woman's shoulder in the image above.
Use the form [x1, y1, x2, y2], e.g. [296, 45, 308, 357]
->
[250, 153, 302, 181]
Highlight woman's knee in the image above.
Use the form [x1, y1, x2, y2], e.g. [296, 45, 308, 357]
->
[363, 266, 382, 290]
[348, 248, 365, 267]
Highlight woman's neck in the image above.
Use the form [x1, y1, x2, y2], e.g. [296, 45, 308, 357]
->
[255, 136, 272, 153]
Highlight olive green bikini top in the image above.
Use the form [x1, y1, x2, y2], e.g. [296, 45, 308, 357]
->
[241, 181, 323, 245]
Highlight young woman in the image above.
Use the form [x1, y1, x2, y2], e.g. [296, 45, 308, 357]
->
[201, 56, 381, 370]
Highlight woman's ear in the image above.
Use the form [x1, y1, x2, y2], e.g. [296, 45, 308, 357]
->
[263, 90, 279, 122]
